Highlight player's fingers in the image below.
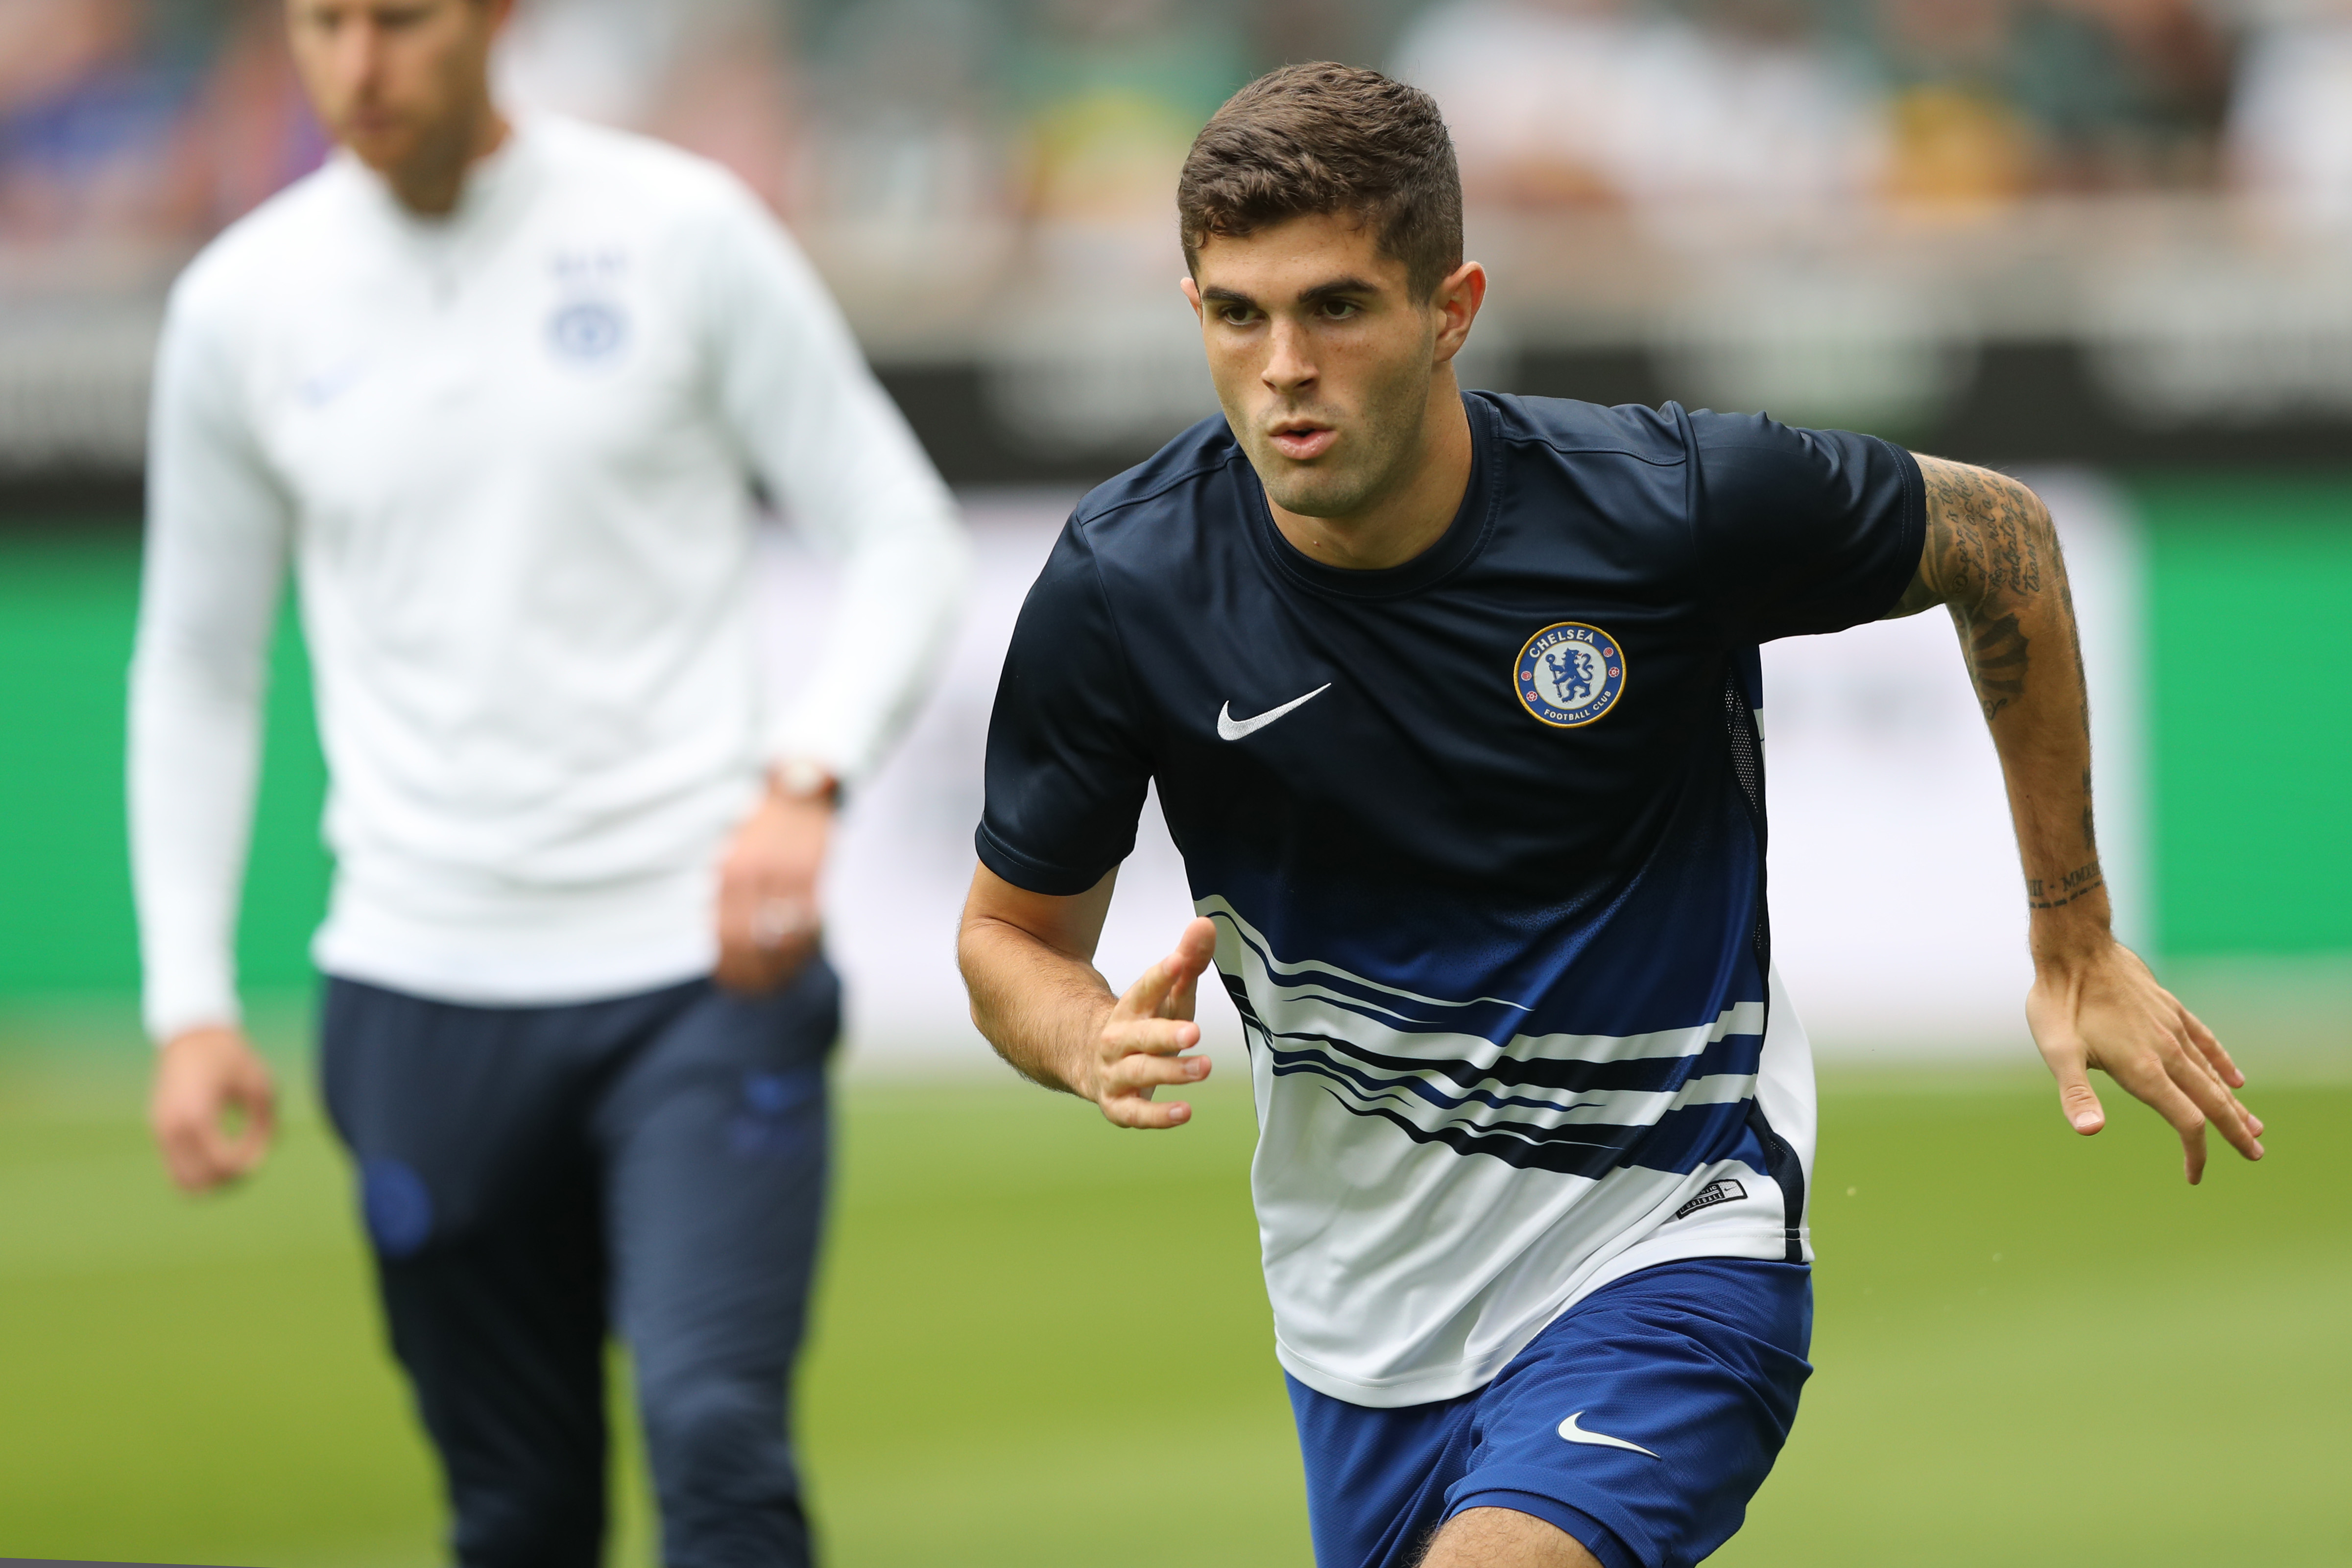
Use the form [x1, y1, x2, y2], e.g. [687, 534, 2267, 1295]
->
[1103, 1050, 1211, 1098]
[1099, 1089, 1194, 1130]
[149, 1083, 223, 1190]
[1169, 917, 1217, 984]
[221, 1068, 278, 1174]
[2178, 1001, 2249, 1096]
[154, 1121, 211, 1191]
[1164, 919, 1218, 1026]
[1112, 955, 1180, 1021]
[2164, 1041, 2263, 1164]
[1101, 1013, 1200, 1060]
[712, 938, 765, 991]
[2110, 1059, 2210, 1183]
[1163, 961, 1200, 1022]
[715, 920, 813, 994]
[165, 1113, 237, 1191]
[1124, 919, 1219, 1023]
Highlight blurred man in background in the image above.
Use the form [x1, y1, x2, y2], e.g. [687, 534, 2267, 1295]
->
[129, 0, 967, 1563]
[959, 63, 2262, 1568]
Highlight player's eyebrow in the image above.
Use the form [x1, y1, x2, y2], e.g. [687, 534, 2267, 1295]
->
[1199, 275, 1386, 312]
[1296, 275, 1382, 305]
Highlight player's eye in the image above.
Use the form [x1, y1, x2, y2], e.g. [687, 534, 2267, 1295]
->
[1218, 306, 1258, 327]
[1319, 299, 1360, 319]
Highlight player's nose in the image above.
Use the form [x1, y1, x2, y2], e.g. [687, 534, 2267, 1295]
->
[1261, 319, 1316, 391]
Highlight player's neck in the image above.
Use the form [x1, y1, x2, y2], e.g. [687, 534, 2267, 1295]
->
[381, 97, 512, 218]
[1265, 371, 1473, 573]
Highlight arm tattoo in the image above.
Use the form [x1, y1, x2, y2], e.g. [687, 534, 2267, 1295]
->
[1899, 458, 2103, 915]
[1967, 611, 2028, 720]
[2027, 860, 2105, 910]
[1905, 458, 2064, 723]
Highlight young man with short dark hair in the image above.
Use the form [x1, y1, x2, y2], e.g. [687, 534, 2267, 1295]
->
[958, 64, 2262, 1568]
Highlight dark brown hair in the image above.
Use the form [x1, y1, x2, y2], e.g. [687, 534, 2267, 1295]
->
[1178, 63, 1463, 299]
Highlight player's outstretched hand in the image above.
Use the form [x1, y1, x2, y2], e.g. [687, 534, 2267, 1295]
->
[2025, 940, 2263, 1183]
[1087, 917, 1218, 1130]
[150, 1024, 277, 1192]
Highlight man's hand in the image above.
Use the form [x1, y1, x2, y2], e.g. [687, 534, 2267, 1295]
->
[150, 1025, 277, 1192]
[714, 775, 834, 993]
[1081, 917, 1219, 1129]
[2027, 940, 2263, 1183]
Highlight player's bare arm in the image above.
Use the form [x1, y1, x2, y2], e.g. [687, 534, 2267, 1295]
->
[958, 867, 1216, 1129]
[1419, 1506, 1601, 1568]
[1888, 455, 2263, 1181]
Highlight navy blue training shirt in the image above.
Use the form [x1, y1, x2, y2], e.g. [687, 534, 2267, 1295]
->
[976, 392, 1923, 1407]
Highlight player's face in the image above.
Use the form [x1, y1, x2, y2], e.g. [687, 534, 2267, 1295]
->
[286, 0, 507, 175]
[1184, 213, 1480, 522]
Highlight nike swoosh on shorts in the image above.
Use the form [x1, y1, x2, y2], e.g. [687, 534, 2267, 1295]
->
[1557, 1412, 1659, 1458]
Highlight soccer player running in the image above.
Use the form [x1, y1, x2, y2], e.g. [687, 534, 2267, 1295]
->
[131, 2, 966, 1563]
[958, 65, 2263, 1568]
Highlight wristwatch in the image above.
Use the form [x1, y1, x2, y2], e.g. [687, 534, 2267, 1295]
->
[773, 757, 840, 806]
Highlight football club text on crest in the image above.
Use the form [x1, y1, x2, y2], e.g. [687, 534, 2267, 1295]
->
[1515, 622, 1627, 728]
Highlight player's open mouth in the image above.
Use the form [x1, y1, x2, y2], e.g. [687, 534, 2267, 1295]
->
[1268, 422, 1337, 461]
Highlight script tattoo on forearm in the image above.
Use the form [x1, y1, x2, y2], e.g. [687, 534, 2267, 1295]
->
[2027, 860, 2105, 910]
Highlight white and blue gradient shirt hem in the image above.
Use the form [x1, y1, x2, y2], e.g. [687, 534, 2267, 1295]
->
[1210, 898, 1817, 1409]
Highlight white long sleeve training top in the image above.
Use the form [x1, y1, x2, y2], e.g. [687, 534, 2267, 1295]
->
[131, 116, 970, 1040]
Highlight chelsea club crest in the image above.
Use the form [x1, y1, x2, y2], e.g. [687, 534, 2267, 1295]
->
[1515, 622, 1627, 728]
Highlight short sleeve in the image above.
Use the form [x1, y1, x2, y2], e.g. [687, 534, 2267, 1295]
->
[1689, 410, 1925, 642]
[975, 522, 1154, 895]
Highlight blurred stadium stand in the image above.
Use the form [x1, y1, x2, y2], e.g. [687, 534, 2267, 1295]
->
[7, 0, 2352, 492]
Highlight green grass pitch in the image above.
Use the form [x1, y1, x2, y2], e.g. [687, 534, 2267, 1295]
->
[0, 1016, 2344, 1567]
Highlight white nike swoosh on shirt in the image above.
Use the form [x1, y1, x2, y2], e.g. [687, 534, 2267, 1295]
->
[1217, 683, 1331, 741]
[1557, 1412, 1659, 1458]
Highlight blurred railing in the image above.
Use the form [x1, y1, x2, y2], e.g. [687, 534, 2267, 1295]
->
[7, 195, 2352, 496]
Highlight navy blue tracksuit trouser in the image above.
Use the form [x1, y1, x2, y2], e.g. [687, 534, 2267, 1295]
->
[320, 964, 839, 1568]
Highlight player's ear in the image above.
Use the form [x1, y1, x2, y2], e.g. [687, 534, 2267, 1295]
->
[1431, 260, 1487, 363]
[1180, 275, 1204, 322]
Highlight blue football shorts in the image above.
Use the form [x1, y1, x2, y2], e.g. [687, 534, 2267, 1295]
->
[1286, 1257, 1813, 1568]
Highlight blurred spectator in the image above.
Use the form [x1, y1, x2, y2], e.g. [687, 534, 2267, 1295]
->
[500, 0, 803, 212]
[645, 0, 804, 214]
[1246, 0, 1425, 68]
[2019, 0, 2232, 189]
[1392, 0, 1669, 208]
[1668, 0, 1886, 209]
[1868, 0, 2040, 203]
[496, 0, 687, 127]
[1867, 0, 2232, 204]
[798, 0, 1010, 231]
[1393, 0, 1879, 212]
[2228, 0, 2352, 226]
[0, 0, 202, 246]
[179, 0, 327, 234]
[1010, 0, 1248, 224]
